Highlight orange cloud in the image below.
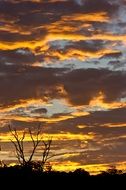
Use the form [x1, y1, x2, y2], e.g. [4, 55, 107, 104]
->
[52, 161, 126, 175]
[0, 111, 90, 124]
[77, 125, 87, 129]
[45, 12, 109, 34]
[0, 96, 90, 124]
[62, 12, 109, 22]
[89, 91, 126, 110]
[0, 99, 47, 113]
[48, 49, 120, 61]
[0, 131, 95, 142]
[102, 123, 126, 128]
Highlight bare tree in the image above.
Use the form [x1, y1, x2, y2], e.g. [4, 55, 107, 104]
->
[9, 124, 52, 171]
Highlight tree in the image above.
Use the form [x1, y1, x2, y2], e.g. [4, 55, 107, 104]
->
[9, 124, 52, 171]
[100, 165, 123, 176]
[73, 168, 90, 176]
[106, 165, 123, 175]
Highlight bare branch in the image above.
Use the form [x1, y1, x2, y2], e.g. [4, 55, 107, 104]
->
[9, 125, 26, 165]
[41, 138, 52, 168]
[9, 123, 53, 170]
[28, 127, 41, 163]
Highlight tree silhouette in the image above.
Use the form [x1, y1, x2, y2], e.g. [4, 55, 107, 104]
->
[73, 168, 90, 176]
[9, 124, 52, 171]
[106, 165, 123, 175]
[100, 165, 123, 176]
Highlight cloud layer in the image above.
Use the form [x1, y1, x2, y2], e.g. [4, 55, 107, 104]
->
[0, 0, 126, 173]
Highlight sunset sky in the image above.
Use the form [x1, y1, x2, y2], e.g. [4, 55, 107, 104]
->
[0, 0, 126, 174]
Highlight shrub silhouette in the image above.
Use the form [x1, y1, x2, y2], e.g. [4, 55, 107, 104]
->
[73, 168, 90, 176]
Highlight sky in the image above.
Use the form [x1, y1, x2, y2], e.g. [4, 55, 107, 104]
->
[0, 0, 126, 174]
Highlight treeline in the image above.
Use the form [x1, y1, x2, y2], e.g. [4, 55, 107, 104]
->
[0, 165, 126, 189]
[0, 164, 126, 177]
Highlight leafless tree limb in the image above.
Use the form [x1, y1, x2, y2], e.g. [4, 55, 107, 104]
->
[9, 124, 53, 171]
[28, 128, 41, 163]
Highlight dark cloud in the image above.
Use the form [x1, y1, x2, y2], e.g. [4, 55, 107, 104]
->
[108, 60, 126, 69]
[0, 29, 46, 43]
[0, 68, 125, 107]
[0, 49, 37, 65]
[78, 0, 119, 15]
[50, 40, 109, 53]
[0, 0, 119, 36]
[47, 107, 126, 133]
[0, 65, 67, 107]
[62, 69, 126, 105]
[100, 52, 122, 59]
[31, 108, 47, 114]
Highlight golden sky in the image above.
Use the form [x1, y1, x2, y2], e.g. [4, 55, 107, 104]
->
[0, 0, 126, 174]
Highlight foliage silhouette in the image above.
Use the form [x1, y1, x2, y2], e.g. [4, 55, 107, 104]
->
[99, 165, 123, 176]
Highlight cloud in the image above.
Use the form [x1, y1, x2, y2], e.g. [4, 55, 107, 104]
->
[0, 0, 125, 69]
[100, 52, 122, 59]
[31, 108, 47, 114]
[0, 67, 125, 108]
[61, 69, 126, 105]
[0, 49, 38, 66]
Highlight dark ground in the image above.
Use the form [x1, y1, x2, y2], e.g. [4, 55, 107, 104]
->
[0, 166, 126, 189]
